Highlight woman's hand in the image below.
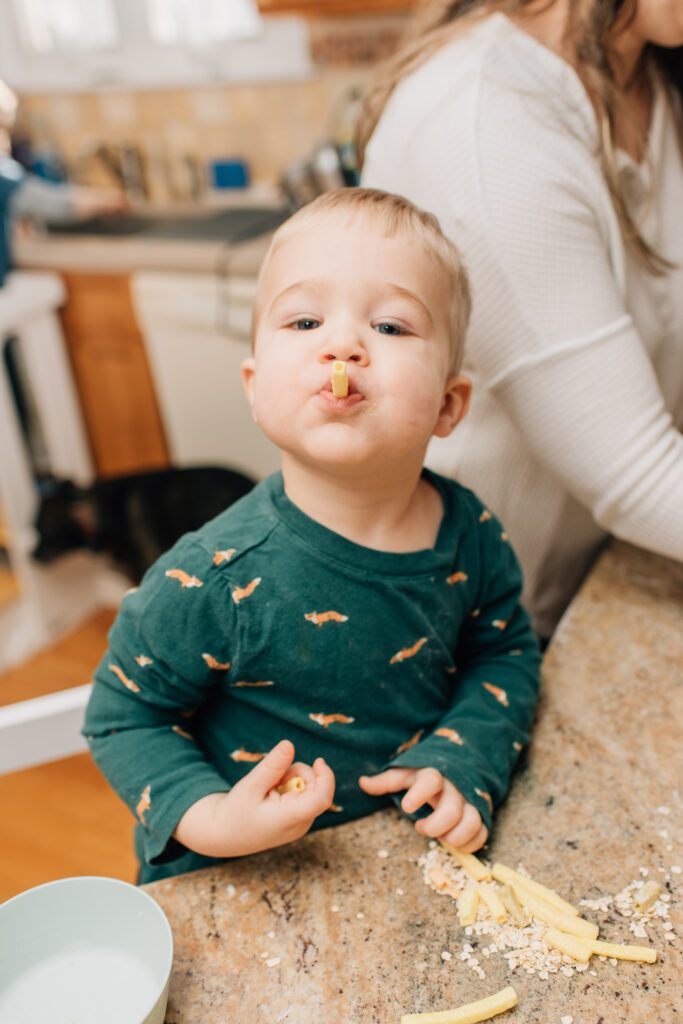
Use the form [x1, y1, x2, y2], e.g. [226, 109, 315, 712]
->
[359, 766, 488, 852]
[174, 739, 336, 858]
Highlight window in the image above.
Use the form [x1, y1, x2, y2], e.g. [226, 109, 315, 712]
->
[146, 0, 262, 47]
[12, 0, 119, 53]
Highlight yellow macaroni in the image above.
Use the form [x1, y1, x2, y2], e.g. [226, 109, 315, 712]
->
[457, 884, 480, 927]
[491, 863, 579, 916]
[510, 883, 599, 940]
[400, 986, 518, 1024]
[498, 883, 529, 927]
[440, 841, 491, 882]
[478, 882, 507, 924]
[592, 939, 657, 964]
[543, 928, 593, 963]
[633, 880, 661, 912]
[331, 360, 349, 398]
[276, 775, 306, 795]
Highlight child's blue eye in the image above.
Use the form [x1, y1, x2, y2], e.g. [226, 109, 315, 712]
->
[292, 319, 320, 330]
[374, 322, 404, 336]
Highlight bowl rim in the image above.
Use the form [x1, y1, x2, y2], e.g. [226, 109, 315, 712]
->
[0, 875, 174, 1021]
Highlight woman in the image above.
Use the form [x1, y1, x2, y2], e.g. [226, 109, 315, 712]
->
[359, 0, 683, 640]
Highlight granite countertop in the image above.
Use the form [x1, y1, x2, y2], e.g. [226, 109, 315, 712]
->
[144, 541, 683, 1023]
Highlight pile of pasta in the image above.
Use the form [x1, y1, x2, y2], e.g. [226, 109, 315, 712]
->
[400, 842, 659, 1024]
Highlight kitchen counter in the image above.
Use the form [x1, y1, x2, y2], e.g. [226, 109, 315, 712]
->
[144, 540, 682, 1024]
[15, 229, 272, 276]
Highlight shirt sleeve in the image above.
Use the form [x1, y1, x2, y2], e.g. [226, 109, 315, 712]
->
[468, 82, 683, 562]
[82, 539, 238, 865]
[387, 507, 542, 831]
[10, 174, 78, 223]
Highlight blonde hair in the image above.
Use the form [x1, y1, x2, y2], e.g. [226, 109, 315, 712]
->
[252, 187, 472, 373]
[357, 0, 683, 275]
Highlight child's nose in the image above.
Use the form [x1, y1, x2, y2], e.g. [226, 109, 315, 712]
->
[318, 340, 369, 366]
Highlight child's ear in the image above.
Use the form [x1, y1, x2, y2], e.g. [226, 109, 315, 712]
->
[240, 357, 258, 423]
[433, 373, 472, 438]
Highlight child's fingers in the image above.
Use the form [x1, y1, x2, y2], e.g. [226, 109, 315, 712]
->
[401, 767, 444, 814]
[289, 758, 335, 820]
[438, 802, 482, 848]
[247, 739, 295, 796]
[358, 768, 416, 795]
[415, 786, 465, 837]
[457, 822, 489, 854]
[278, 761, 316, 789]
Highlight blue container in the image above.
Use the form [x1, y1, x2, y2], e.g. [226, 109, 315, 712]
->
[209, 159, 250, 190]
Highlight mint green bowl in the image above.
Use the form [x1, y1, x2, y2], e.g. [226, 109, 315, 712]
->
[0, 876, 173, 1024]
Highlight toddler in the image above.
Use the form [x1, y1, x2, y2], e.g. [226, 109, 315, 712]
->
[84, 188, 541, 883]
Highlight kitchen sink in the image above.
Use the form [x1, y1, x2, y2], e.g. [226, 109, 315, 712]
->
[46, 205, 290, 242]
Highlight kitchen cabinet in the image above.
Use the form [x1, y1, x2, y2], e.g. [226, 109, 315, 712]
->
[58, 273, 170, 477]
[259, 0, 415, 14]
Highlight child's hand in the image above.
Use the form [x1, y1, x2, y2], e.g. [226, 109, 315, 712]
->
[175, 739, 335, 858]
[358, 766, 487, 852]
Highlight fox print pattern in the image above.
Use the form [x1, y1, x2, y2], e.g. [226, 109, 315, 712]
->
[213, 548, 236, 566]
[232, 578, 262, 604]
[135, 654, 153, 667]
[390, 637, 428, 664]
[304, 610, 349, 626]
[482, 682, 509, 707]
[202, 653, 232, 671]
[435, 727, 465, 745]
[446, 571, 468, 585]
[231, 680, 274, 687]
[230, 748, 266, 762]
[395, 729, 424, 755]
[136, 784, 151, 824]
[108, 663, 140, 693]
[165, 568, 204, 588]
[309, 713, 355, 728]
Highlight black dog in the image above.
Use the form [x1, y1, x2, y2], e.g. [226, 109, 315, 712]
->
[33, 466, 255, 583]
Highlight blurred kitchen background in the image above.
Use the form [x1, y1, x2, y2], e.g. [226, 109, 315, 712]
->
[0, 0, 414, 900]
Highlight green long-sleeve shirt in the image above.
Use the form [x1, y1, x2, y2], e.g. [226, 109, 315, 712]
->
[84, 470, 541, 883]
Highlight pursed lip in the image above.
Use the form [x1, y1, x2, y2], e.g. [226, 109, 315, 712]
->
[316, 372, 365, 409]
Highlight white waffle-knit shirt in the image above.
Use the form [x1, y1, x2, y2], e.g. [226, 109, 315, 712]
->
[362, 12, 683, 637]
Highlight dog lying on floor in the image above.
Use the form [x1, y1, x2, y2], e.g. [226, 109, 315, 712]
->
[32, 465, 255, 583]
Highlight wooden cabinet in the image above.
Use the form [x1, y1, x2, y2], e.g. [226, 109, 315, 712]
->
[59, 273, 170, 478]
[259, 0, 414, 14]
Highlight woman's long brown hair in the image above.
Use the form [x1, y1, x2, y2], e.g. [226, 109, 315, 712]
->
[357, 0, 682, 273]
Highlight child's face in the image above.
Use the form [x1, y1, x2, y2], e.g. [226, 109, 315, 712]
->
[242, 210, 469, 474]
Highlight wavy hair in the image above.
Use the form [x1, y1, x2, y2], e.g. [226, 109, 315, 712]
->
[357, 0, 683, 274]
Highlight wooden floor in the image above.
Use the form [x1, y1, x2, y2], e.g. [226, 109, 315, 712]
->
[0, 609, 138, 902]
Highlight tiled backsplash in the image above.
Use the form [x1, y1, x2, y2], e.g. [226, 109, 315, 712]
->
[16, 13, 410, 192]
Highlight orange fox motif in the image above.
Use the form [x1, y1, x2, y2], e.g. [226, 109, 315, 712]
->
[202, 653, 232, 671]
[213, 548, 236, 566]
[165, 568, 204, 588]
[309, 712, 355, 728]
[232, 577, 262, 604]
[329, 803, 343, 813]
[483, 682, 509, 707]
[513, 741, 523, 753]
[396, 729, 423, 755]
[446, 665, 458, 675]
[435, 727, 465, 745]
[446, 571, 468, 585]
[136, 784, 151, 824]
[304, 610, 349, 626]
[230, 748, 266, 762]
[471, 609, 481, 618]
[475, 787, 493, 811]
[172, 725, 193, 740]
[500, 532, 509, 542]
[231, 680, 274, 688]
[479, 510, 492, 523]
[135, 655, 153, 667]
[390, 637, 428, 664]
[123, 587, 138, 598]
[492, 619, 507, 631]
[108, 663, 140, 693]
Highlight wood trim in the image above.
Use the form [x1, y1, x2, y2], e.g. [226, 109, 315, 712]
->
[259, 0, 415, 15]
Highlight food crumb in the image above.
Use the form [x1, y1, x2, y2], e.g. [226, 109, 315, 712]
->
[356, 912, 365, 919]
[331, 905, 339, 913]
[670, 866, 682, 874]
[656, 806, 671, 815]
[396, 888, 405, 896]
[561, 1016, 573, 1024]
[378, 849, 389, 859]
[226, 884, 236, 898]
[266, 957, 281, 968]
[441, 951, 452, 961]
[260, 952, 269, 959]
[268, 931, 276, 939]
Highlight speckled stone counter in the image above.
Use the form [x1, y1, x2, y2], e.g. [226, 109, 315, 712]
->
[145, 541, 682, 1023]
